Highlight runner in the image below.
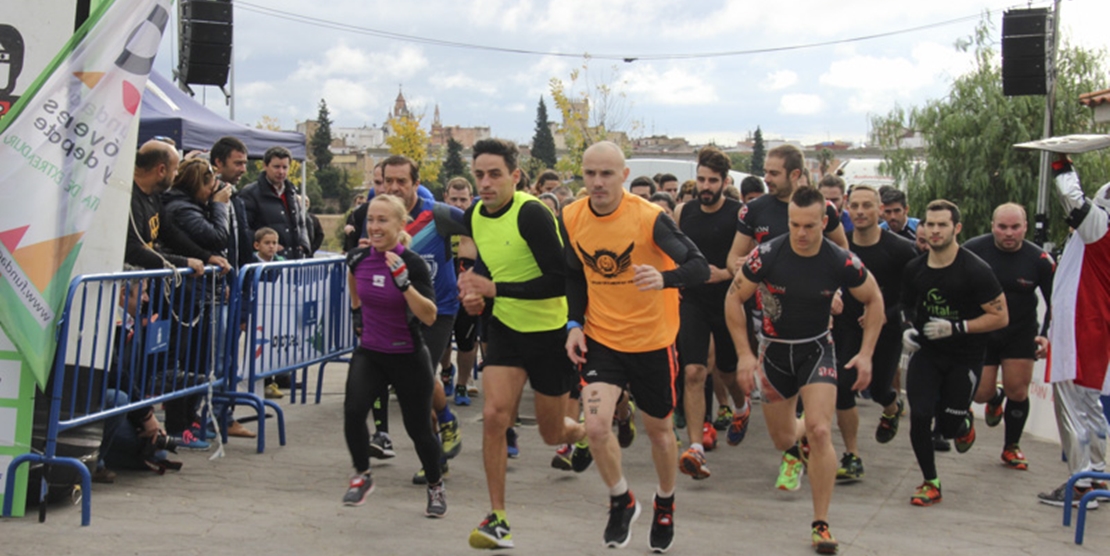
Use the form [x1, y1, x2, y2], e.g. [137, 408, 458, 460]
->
[833, 185, 919, 483]
[376, 155, 475, 483]
[725, 185, 884, 554]
[965, 203, 1054, 471]
[343, 195, 446, 517]
[724, 144, 849, 490]
[563, 141, 708, 552]
[675, 146, 751, 481]
[458, 138, 586, 550]
[900, 200, 1008, 507]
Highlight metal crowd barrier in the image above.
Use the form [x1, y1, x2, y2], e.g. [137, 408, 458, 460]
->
[216, 257, 355, 453]
[2, 266, 223, 526]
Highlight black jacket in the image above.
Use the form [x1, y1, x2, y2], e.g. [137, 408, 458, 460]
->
[160, 188, 230, 259]
[239, 174, 309, 260]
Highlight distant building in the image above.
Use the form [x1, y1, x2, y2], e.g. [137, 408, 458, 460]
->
[429, 104, 490, 148]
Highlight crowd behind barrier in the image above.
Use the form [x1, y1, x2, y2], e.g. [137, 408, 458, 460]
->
[2, 257, 354, 526]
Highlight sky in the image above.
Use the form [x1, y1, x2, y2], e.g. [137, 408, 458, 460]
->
[152, 0, 1110, 148]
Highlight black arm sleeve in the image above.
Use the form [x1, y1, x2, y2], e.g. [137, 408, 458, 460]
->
[561, 217, 588, 325]
[493, 202, 566, 299]
[652, 213, 709, 288]
[343, 203, 368, 253]
[1038, 252, 1055, 336]
[402, 249, 436, 302]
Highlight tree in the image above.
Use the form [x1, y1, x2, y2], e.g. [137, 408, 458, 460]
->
[531, 97, 557, 169]
[440, 135, 469, 185]
[549, 57, 637, 176]
[256, 115, 282, 131]
[311, 99, 334, 169]
[728, 152, 752, 175]
[386, 114, 443, 189]
[871, 17, 1110, 245]
[817, 148, 834, 177]
[750, 127, 765, 176]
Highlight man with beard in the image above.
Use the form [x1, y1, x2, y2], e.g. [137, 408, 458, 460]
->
[125, 139, 203, 273]
[900, 200, 1008, 507]
[675, 146, 752, 481]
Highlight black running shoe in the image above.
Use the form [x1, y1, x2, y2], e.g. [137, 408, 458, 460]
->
[932, 432, 951, 452]
[571, 440, 593, 473]
[369, 431, 396, 459]
[603, 492, 641, 548]
[649, 495, 675, 553]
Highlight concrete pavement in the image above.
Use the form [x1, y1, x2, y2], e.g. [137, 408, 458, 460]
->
[2, 361, 1108, 555]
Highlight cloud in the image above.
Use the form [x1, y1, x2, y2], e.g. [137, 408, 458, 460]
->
[291, 43, 428, 83]
[818, 41, 973, 112]
[622, 64, 719, 106]
[318, 79, 382, 123]
[761, 70, 798, 92]
[429, 72, 498, 95]
[778, 94, 826, 115]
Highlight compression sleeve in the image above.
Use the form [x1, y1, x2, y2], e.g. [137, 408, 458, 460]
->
[561, 216, 588, 325]
[493, 201, 566, 299]
[1053, 161, 1110, 244]
[652, 212, 709, 288]
[1037, 250, 1055, 336]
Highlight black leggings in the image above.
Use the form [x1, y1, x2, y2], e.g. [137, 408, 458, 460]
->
[370, 315, 455, 432]
[835, 323, 902, 410]
[905, 348, 981, 481]
[344, 346, 442, 483]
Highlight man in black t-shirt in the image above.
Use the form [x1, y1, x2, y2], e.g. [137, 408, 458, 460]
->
[900, 200, 1008, 508]
[832, 186, 919, 482]
[726, 186, 884, 555]
[675, 147, 752, 481]
[964, 203, 1054, 471]
[724, 144, 851, 500]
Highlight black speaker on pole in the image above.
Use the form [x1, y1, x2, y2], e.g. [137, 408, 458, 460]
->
[178, 0, 232, 87]
[1001, 8, 1049, 97]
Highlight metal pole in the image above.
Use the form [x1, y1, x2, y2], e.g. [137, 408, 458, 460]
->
[1034, 0, 1063, 247]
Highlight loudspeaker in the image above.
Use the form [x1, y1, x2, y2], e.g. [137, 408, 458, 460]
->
[177, 0, 232, 87]
[1001, 8, 1049, 96]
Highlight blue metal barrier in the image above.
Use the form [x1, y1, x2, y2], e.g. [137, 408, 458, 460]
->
[217, 257, 355, 452]
[2, 266, 223, 526]
[1062, 470, 1110, 544]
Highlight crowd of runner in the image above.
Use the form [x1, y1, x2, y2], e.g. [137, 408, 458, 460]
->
[117, 131, 1110, 554]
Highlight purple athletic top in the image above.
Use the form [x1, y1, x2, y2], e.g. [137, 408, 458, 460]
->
[348, 244, 433, 354]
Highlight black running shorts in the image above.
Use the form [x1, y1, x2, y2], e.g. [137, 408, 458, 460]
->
[580, 336, 677, 419]
[483, 316, 575, 397]
[678, 299, 738, 373]
[983, 322, 1038, 366]
[757, 333, 838, 403]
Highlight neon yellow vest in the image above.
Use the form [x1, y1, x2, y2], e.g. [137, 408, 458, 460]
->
[471, 191, 567, 332]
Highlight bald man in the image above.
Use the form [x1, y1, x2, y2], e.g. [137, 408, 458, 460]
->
[562, 141, 708, 551]
[126, 140, 204, 274]
[964, 203, 1054, 470]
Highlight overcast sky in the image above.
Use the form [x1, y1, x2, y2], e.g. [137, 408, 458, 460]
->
[153, 0, 1109, 147]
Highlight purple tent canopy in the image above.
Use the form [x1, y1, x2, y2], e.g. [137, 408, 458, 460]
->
[139, 71, 305, 160]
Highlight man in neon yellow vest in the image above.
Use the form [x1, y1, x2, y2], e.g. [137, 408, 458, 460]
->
[458, 138, 587, 550]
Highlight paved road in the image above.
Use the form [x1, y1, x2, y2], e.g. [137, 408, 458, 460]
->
[3, 362, 1107, 555]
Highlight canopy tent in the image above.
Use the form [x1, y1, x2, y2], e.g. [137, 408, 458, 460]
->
[138, 71, 305, 160]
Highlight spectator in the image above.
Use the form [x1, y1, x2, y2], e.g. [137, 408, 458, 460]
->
[240, 146, 310, 260]
[125, 140, 203, 274]
[303, 195, 324, 255]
